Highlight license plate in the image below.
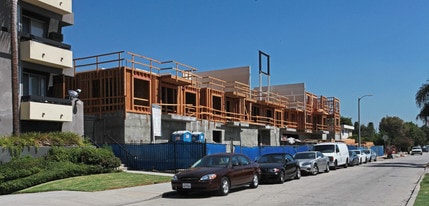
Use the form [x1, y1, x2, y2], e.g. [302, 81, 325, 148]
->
[182, 183, 191, 189]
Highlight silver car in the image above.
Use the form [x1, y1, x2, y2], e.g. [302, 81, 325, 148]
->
[362, 149, 374, 162]
[294, 151, 330, 175]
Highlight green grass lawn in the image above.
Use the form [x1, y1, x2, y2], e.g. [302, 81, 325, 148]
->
[17, 172, 172, 193]
[414, 173, 429, 206]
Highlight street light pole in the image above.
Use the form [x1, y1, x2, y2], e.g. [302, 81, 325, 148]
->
[358, 94, 373, 148]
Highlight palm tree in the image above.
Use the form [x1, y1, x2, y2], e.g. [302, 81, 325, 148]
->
[415, 81, 429, 125]
[11, 0, 20, 135]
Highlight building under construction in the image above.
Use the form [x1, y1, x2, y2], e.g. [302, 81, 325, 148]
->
[62, 51, 340, 148]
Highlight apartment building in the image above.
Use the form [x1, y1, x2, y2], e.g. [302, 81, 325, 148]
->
[68, 51, 341, 147]
[0, 0, 83, 136]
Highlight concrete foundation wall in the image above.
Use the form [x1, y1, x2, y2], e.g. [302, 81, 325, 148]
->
[62, 99, 84, 136]
[84, 112, 125, 145]
[85, 112, 286, 148]
[0, 146, 51, 164]
[124, 113, 152, 143]
[0, 2, 13, 136]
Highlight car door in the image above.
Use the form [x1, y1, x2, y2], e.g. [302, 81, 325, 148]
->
[316, 152, 326, 168]
[237, 155, 254, 183]
[229, 155, 244, 186]
[284, 154, 297, 177]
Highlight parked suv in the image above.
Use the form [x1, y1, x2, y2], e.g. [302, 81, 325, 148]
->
[411, 146, 423, 155]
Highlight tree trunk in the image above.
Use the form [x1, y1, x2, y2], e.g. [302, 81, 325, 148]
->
[11, 0, 20, 136]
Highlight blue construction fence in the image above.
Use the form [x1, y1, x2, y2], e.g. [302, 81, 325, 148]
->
[110, 142, 384, 172]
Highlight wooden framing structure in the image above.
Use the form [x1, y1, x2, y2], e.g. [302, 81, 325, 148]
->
[61, 51, 341, 137]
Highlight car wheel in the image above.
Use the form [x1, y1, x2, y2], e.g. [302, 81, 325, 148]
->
[277, 170, 285, 183]
[250, 173, 259, 188]
[312, 164, 318, 175]
[295, 167, 301, 179]
[218, 177, 230, 196]
[325, 162, 330, 173]
[344, 159, 348, 168]
[331, 160, 337, 170]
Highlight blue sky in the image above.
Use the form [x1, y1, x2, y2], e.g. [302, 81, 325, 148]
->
[65, 0, 429, 129]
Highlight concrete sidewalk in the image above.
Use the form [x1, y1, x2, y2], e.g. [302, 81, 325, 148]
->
[0, 181, 172, 206]
[0, 170, 174, 206]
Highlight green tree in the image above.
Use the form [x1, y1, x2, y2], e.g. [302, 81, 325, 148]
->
[361, 122, 376, 142]
[416, 81, 429, 125]
[340, 117, 353, 125]
[379, 116, 407, 151]
[403, 122, 425, 146]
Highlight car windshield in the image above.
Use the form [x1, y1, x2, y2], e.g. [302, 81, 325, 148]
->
[295, 153, 315, 159]
[314, 145, 335, 153]
[413, 146, 421, 149]
[258, 154, 284, 163]
[191, 155, 230, 168]
[355, 150, 361, 154]
[363, 150, 370, 154]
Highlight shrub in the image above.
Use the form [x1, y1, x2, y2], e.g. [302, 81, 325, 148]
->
[0, 146, 121, 195]
[0, 157, 43, 182]
[0, 162, 104, 195]
[0, 132, 85, 158]
[46, 146, 121, 170]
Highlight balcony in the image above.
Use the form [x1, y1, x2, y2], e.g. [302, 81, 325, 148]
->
[20, 40, 73, 69]
[22, 0, 72, 15]
[20, 96, 72, 122]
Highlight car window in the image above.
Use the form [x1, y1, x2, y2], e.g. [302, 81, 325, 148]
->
[314, 145, 335, 153]
[193, 155, 230, 168]
[237, 155, 250, 166]
[258, 154, 284, 163]
[231, 156, 240, 166]
[285, 154, 294, 162]
[295, 152, 313, 159]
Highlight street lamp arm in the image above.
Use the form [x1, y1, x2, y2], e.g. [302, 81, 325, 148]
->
[359, 94, 373, 101]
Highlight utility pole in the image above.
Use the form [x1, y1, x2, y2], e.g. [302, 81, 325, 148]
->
[358, 94, 372, 148]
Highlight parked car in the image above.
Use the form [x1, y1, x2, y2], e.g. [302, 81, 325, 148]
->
[371, 150, 377, 161]
[350, 149, 366, 164]
[422, 145, 428, 152]
[294, 151, 330, 175]
[257, 153, 301, 183]
[348, 150, 360, 166]
[362, 149, 374, 162]
[411, 146, 423, 155]
[171, 153, 261, 196]
[313, 142, 349, 169]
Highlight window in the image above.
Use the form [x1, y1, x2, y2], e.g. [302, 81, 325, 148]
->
[22, 16, 47, 38]
[23, 72, 47, 96]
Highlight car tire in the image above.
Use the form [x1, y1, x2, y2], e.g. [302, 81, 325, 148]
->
[278, 170, 285, 184]
[325, 162, 330, 173]
[250, 173, 259, 188]
[295, 168, 301, 179]
[312, 164, 318, 175]
[331, 160, 337, 170]
[344, 159, 348, 168]
[218, 177, 230, 196]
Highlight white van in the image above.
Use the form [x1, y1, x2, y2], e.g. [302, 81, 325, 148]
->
[313, 142, 349, 170]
